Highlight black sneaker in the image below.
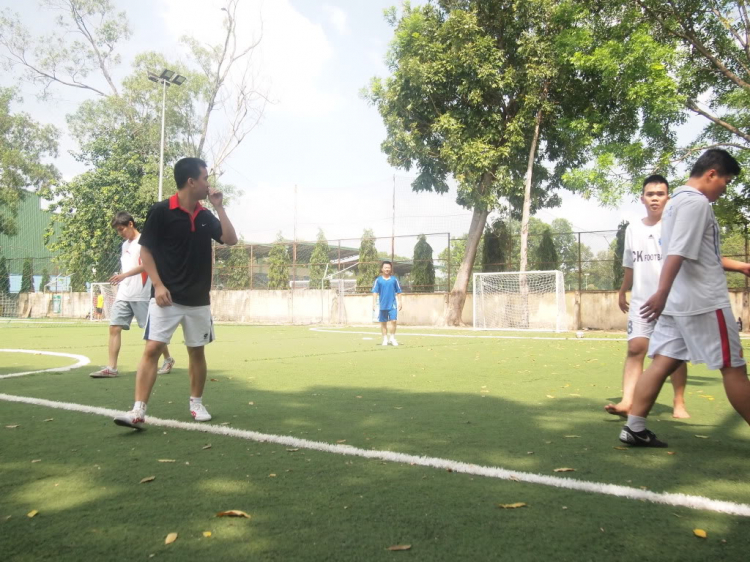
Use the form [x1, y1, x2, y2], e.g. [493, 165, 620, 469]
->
[619, 426, 668, 448]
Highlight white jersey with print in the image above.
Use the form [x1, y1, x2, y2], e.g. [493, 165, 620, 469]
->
[115, 235, 151, 302]
[661, 185, 729, 316]
[622, 219, 662, 313]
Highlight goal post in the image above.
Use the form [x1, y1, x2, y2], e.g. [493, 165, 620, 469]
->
[473, 270, 566, 332]
[89, 282, 117, 322]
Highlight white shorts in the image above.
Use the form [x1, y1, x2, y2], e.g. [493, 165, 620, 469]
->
[627, 313, 655, 341]
[648, 307, 745, 370]
[110, 300, 149, 329]
[143, 299, 215, 348]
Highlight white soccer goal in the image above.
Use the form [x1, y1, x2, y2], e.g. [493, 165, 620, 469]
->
[89, 282, 116, 322]
[473, 270, 566, 332]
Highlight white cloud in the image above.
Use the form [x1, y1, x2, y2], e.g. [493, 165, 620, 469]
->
[322, 4, 349, 35]
[157, 0, 342, 118]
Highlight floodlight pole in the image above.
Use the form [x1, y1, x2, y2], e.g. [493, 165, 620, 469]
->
[158, 78, 167, 201]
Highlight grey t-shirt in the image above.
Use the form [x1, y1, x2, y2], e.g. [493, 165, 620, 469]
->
[661, 185, 729, 316]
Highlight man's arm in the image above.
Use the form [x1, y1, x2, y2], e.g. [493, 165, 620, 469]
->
[109, 265, 145, 285]
[208, 190, 238, 246]
[618, 267, 633, 313]
[140, 246, 172, 307]
[640, 255, 684, 322]
[722, 257, 750, 277]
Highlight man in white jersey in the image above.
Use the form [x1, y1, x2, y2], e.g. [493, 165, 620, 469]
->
[605, 175, 689, 419]
[619, 149, 750, 447]
[90, 212, 175, 378]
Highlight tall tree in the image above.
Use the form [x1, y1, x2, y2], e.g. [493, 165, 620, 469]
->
[533, 227, 559, 271]
[482, 219, 512, 272]
[356, 228, 379, 293]
[411, 234, 435, 293]
[20, 257, 33, 292]
[613, 220, 629, 289]
[308, 229, 331, 290]
[267, 233, 290, 290]
[0, 256, 9, 293]
[0, 88, 59, 236]
[40, 268, 50, 292]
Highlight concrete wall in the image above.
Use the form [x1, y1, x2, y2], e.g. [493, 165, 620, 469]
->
[11, 289, 750, 331]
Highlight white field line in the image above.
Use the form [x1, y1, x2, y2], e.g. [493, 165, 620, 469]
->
[310, 327, 626, 342]
[0, 349, 90, 379]
[2, 350, 750, 517]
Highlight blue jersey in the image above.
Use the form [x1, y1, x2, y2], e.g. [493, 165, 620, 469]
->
[372, 276, 402, 310]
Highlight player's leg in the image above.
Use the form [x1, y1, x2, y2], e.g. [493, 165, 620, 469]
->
[91, 301, 133, 378]
[388, 307, 399, 346]
[114, 300, 181, 429]
[158, 345, 176, 374]
[669, 362, 690, 419]
[721, 366, 750, 424]
[605, 336, 648, 416]
[181, 305, 214, 421]
[378, 309, 389, 345]
[108, 325, 123, 370]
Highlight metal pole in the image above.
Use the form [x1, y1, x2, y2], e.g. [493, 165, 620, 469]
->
[391, 175, 396, 263]
[158, 79, 167, 201]
[447, 234, 451, 292]
[577, 231, 582, 292]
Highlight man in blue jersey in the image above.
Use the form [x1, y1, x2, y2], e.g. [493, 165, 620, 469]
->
[372, 261, 403, 346]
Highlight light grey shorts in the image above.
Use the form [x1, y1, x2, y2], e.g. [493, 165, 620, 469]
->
[110, 300, 149, 329]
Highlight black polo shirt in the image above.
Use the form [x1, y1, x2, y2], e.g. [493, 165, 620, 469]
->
[139, 194, 223, 306]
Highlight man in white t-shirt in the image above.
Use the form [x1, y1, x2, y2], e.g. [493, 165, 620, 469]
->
[620, 149, 750, 448]
[90, 212, 175, 378]
[605, 175, 689, 419]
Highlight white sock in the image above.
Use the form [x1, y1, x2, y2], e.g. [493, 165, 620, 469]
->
[134, 401, 147, 413]
[190, 396, 202, 405]
[627, 415, 647, 433]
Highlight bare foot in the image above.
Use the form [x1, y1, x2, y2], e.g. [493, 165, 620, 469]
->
[604, 403, 629, 417]
[672, 406, 691, 419]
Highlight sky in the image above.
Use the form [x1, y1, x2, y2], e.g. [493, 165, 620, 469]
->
[0, 0, 705, 257]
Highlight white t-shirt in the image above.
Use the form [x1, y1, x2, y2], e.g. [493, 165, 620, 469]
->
[661, 185, 729, 316]
[115, 235, 151, 302]
[622, 219, 662, 313]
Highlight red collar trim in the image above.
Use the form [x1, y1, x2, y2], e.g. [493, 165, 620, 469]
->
[169, 194, 205, 232]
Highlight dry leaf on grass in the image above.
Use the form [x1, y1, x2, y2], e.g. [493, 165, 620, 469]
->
[165, 532, 178, 545]
[43, 418, 54, 422]
[202, 444, 212, 450]
[31, 459, 41, 463]
[27, 510, 38, 518]
[387, 545, 412, 551]
[554, 468, 575, 473]
[140, 476, 156, 484]
[613, 446, 629, 450]
[497, 503, 527, 509]
[158, 459, 176, 463]
[202, 531, 212, 538]
[216, 510, 250, 518]
[5, 425, 19, 429]
[287, 448, 299, 452]
[546, 395, 555, 399]
[667, 451, 676, 455]
[693, 529, 707, 539]
[210, 378, 219, 382]
[269, 473, 277, 478]
[336, 440, 347, 444]
[563, 435, 580, 438]
[694, 435, 709, 439]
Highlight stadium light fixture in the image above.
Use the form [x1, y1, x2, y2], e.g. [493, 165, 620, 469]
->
[147, 68, 186, 201]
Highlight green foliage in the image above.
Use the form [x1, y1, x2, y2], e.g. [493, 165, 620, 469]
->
[357, 228, 379, 293]
[308, 229, 331, 290]
[482, 219, 512, 272]
[534, 228, 558, 271]
[411, 234, 435, 292]
[613, 221, 629, 288]
[219, 245, 250, 290]
[438, 237, 481, 290]
[267, 233, 290, 290]
[0, 256, 9, 293]
[40, 268, 50, 292]
[20, 257, 33, 292]
[0, 88, 59, 236]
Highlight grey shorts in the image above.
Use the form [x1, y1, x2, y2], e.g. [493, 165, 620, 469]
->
[110, 300, 149, 329]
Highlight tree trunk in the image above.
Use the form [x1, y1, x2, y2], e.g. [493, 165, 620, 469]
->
[445, 205, 489, 326]
[519, 108, 544, 328]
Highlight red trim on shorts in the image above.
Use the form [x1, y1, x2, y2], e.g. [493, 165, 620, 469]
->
[716, 309, 731, 368]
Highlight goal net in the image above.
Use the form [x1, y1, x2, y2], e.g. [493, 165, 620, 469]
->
[473, 270, 566, 332]
[89, 282, 117, 322]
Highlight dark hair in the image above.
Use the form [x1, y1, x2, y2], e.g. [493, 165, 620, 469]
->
[111, 211, 135, 229]
[690, 149, 741, 178]
[381, 261, 392, 270]
[642, 174, 669, 193]
[174, 157, 208, 189]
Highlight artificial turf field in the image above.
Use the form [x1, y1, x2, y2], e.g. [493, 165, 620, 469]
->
[2, 322, 750, 561]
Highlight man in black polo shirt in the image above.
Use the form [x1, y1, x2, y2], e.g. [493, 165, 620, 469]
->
[114, 157, 238, 429]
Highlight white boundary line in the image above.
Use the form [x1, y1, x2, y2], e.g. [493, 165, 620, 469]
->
[310, 327, 626, 342]
[0, 349, 90, 379]
[2, 349, 750, 517]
